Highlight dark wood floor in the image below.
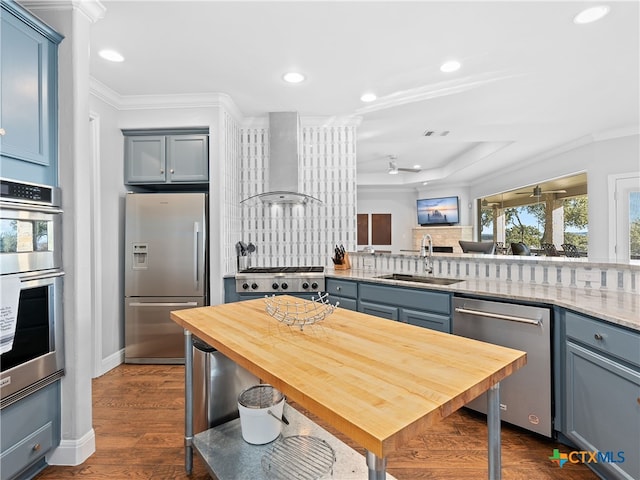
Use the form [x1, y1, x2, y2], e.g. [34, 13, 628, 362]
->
[34, 364, 598, 480]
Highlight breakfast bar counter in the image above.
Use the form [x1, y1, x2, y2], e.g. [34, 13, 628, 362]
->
[171, 296, 527, 479]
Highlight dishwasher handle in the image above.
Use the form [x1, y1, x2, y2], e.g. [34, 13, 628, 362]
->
[454, 307, 541, 326]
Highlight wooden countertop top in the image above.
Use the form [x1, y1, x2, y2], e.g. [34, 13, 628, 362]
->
[171, 296, 526, 458]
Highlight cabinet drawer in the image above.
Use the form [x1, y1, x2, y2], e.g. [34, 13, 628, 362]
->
[565, 311, 640, 367]
[359, 283, 451, 315]
[358, 300, 399, 321]
[331, 296, 357, 311]
[400, 308, 450, 333]
[0, 422, 53, 480]
[325, 279, 357, 299]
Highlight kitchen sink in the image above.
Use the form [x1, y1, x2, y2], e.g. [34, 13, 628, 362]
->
[375, 273, 463, 285]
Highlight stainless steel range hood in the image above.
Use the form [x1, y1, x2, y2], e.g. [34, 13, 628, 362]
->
[241, 112, 322, 205]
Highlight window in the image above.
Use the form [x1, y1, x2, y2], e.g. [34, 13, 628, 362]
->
[480, 173, 588, 255]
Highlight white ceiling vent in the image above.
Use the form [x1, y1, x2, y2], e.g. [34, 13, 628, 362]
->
[423, 130, 450, 137]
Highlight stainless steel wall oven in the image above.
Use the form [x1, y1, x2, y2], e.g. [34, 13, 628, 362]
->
[0, 178, 64, 409]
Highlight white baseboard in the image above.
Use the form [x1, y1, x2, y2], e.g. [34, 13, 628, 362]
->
[95, 348, 124, 378]
[46, 428, 96, 466]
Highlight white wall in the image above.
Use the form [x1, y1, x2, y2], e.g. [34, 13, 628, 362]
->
[358, 134, 639, 260]
[469, 133, 639, 261]
[357, 184, 472, 252]
[357, 188, 417, 252]
[88, 95, 127, 375]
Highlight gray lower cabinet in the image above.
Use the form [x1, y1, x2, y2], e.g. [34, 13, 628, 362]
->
[325, 279, 357, 311]
[123, 129, 209, 185]
[0, 0, 62, 186]
[357, 282, 451, 332]
[0, 382, 61, 480]
[562, 310, 640, 480]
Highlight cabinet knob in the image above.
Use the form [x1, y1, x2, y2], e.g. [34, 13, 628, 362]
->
[170, 169, 175, 174]
[336, 286, 341, 291]
[0, 128, 5, 136]
[160, 169, 164, 174]
[32, 443, 41, 452]
[594, 333, 604, 341]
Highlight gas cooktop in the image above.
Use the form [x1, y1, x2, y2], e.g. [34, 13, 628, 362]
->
[235, 266, 325, 293]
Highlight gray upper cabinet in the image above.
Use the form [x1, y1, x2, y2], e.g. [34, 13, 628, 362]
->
[562, 310, 640, 480]
[0, 0, 63, 186]
[123, 128, 209, 185]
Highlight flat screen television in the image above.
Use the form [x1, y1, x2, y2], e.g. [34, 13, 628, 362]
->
[417, 196, 459, 226]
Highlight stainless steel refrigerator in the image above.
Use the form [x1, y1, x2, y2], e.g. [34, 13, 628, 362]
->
[124, 192, 208, 363]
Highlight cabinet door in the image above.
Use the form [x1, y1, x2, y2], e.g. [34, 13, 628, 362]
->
[167, 135, 208, 182]
[565, 341, 640, 480]
[124, 136, 166, 183]
[358, 300, 398, 320]
[0, 381, 60, 480]
[1, 6, 60, 185]
[400, 308, 450, 333]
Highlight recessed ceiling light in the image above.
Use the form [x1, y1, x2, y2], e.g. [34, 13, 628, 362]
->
[440, 60, 461, 73]
[98, 49, 124, 62]
[413, 165, 421, 170]
[360, 93, 377, 102]
[283, 72, 305, 83]
[573, 5, 610, 24]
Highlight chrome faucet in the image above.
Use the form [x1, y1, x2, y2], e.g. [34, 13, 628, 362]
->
[421, 234, 434, 275]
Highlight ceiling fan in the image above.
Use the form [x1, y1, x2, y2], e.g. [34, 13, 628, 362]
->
[387, 156, 421, 174]
[515, 185, 567, 197]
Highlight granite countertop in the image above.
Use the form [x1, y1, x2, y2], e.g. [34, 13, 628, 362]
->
[326, 268, 640, 332]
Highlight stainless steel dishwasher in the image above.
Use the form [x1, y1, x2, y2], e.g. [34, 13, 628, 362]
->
[453, 296, 552, 437]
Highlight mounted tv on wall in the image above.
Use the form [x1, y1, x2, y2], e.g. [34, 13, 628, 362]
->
[417, 196, 459, 226]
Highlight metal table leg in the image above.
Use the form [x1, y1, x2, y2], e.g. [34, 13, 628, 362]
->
[487, 382, 501, 480]
[366, 450, 387, 480]
[184, 330, 193, 474]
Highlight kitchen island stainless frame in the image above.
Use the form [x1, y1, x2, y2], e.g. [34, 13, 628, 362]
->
[173, 298, 524, 480]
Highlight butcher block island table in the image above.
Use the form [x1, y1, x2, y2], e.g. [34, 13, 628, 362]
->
[170, 296, 527, 480]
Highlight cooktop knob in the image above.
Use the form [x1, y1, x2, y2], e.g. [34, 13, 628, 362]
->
[311, 282, 319, 290]
[281, 283, 288, 290]
[251, 283, 258, 290]
[302, 282, 309, 289]
[242, 283, 250, 290]
[272, 282, 279, 290]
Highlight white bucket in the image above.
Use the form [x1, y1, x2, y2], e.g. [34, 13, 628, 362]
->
[237, 384, 285, 445]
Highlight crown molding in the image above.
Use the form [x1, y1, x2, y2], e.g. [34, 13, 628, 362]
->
[19, 0, 106, 23]
[89, 77, 243, 120]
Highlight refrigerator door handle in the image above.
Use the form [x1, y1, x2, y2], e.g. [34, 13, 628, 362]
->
[128, 302, 199, 307]
[193, 222, 200, 290]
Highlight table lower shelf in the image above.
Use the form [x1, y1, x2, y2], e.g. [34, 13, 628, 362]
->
[192, 404, 397, 480]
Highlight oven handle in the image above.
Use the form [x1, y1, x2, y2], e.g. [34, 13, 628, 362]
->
[454, 307, 541, 326]
[20, 270, 65, 282]
[0, 201, 63, 214]
[128, 302, 199, 308]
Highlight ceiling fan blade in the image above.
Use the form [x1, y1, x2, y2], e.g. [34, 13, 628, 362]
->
[397, 167, 421, 173]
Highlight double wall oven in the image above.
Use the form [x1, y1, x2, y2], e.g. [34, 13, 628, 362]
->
[0, 179, 64, 408]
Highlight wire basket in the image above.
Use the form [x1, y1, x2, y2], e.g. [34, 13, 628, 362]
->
[264, 292, 338, 330]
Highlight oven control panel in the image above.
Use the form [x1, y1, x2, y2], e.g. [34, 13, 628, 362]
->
[0, 178, 58, 206]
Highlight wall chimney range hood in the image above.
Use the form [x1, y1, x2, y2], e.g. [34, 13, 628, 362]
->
[241, 112, 322, 206]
